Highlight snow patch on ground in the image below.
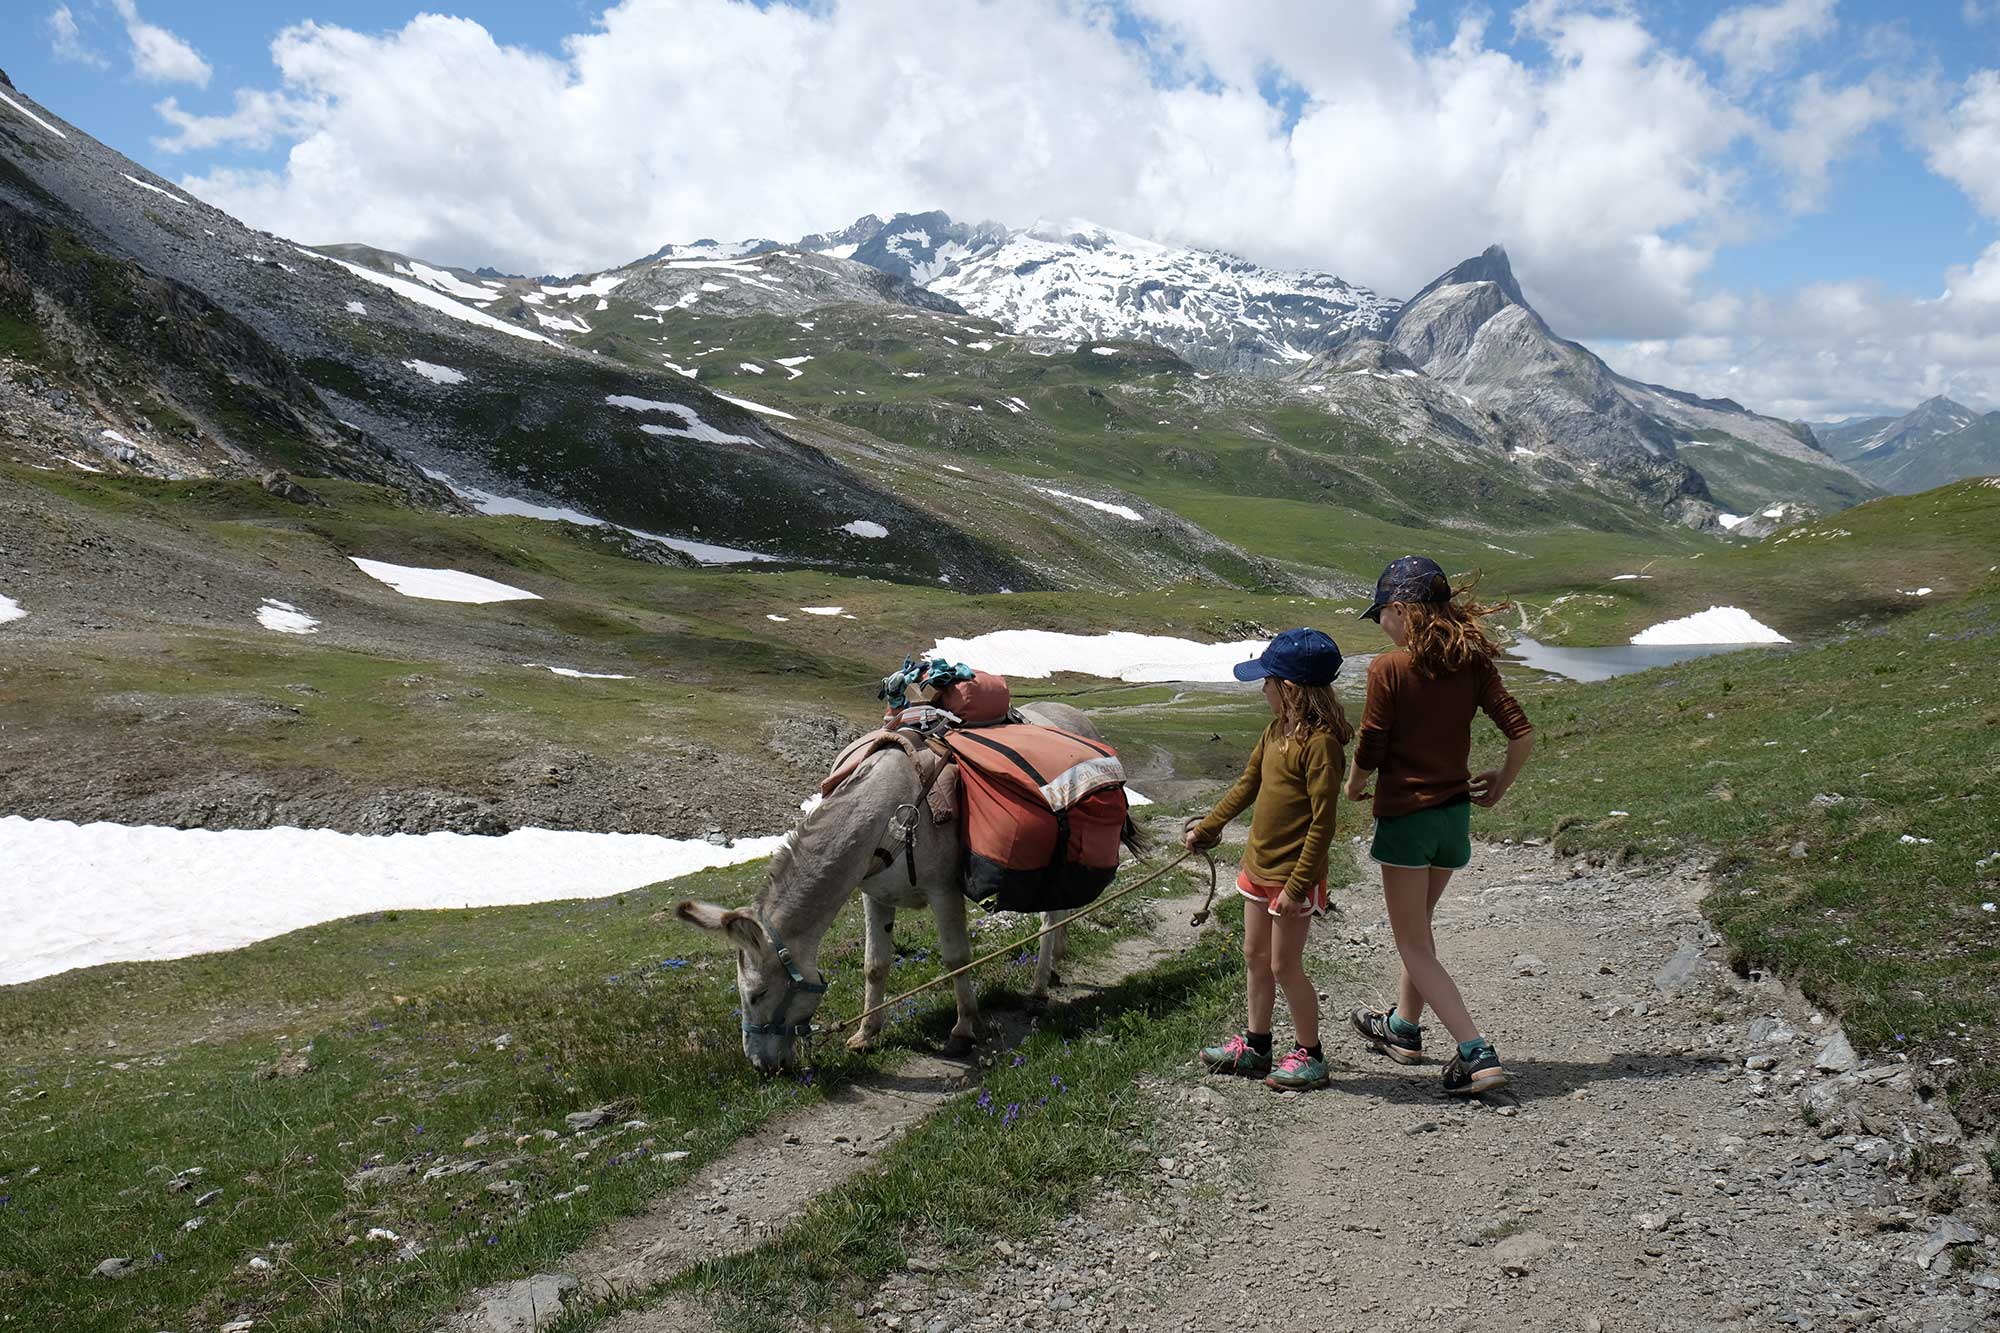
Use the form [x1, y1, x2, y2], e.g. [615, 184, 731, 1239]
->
[0, 594, 25, 625]
[0, 817, 788, 985]
[967, 341, 995, 351]
[402, 359, 467, 385]
[541, 274, 625, 300]
[533, 311, 591, 334]
[1035, 487, 1144, 522]
[255, 599, 320, 635]
[302, 250, 555, 345]
[800, 606, 845, 616]
[349, 557, 541, 604]
[122, 173, 191, 205]
[926, 630, 1268, 682]
[1629, 606, 1788, 646]
[403, 262, 496, 302]
[1899, 587, 1934, 597]
[101, 429, 137, 448]
[527, 664, 633, 680]
[604, 394, 753, 445]
[841, 520, 889, 539]
[1091, 346, 1120, 355]
[1716, 513, 1747, 530]
[345, 301, 368, 315]
[715, 394, 797, 420]
[0, 91, 67, 138]
[419, 466, 775, 565]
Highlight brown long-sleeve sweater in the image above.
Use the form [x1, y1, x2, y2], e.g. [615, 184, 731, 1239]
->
[1192, 721, 1342, 899]
[1354, 649, 1533, 818]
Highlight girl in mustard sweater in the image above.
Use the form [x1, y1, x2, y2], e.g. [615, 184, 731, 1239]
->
[1184, 628, 1351, 1091]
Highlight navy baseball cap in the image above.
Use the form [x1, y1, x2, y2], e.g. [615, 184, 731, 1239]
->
[1363, 555, 1451, 622]
[1233, 627, 1343, 686]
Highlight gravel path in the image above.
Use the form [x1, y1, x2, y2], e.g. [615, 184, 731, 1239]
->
[888, 842, 1997, 1333]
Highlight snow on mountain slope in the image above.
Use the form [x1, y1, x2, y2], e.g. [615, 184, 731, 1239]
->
[905, 216, 1397, 375]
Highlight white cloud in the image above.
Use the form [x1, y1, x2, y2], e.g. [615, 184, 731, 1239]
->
[1699, 0, 1837, 87]
[1925, 70, 2000, 219]
[154, 0, 1987, 416]
[168, 0, 1766, 341]
[113, 0, 212, 89]
[1767, 73, 1897, 211]
[46, 4, 107, 69]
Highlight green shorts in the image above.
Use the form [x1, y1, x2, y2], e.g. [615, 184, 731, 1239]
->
[1370, 799, 1472, 870]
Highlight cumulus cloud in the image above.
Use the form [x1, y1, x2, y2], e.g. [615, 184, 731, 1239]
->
[1924, 70, 2000, 219]
[1699, 0, 1837, 88]
[113, 0, 212, 89]
[47, 4, 108, 69]
[166, 0, 1769, 341]
[153, 0, 1986, 417]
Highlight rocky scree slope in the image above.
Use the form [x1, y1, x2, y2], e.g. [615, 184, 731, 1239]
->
[0, 87, 1031, 590]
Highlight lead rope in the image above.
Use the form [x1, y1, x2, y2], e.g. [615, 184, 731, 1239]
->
[822, 843, 1218, 1037]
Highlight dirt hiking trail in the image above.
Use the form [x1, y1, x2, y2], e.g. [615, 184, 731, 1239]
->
[449, 843, 1998, 1333]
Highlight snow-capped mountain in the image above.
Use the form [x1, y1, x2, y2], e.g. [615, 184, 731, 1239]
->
[815, 212, 1397, 374]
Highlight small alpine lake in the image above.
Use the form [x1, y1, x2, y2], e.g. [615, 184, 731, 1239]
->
[1504, 635, 1761, 683]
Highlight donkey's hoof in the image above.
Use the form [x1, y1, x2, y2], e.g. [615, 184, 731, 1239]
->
[845, 1030, 878, 1054]
[942, 1032, 976, 1058]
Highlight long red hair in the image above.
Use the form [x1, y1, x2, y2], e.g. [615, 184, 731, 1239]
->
[1401, 572, 1512, 680]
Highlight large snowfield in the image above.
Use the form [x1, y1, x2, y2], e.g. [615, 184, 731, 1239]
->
[928, 629, 1268, 681]
[1629, 606, 1789, 646]
[0, 818, 788, 987]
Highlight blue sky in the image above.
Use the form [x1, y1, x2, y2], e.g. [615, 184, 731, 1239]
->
[10, 1, 2000, 416]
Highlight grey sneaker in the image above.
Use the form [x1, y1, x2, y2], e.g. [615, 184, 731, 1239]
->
[1350, 1006, 1423, 1065]
[1441, 1040, 1508, 1097]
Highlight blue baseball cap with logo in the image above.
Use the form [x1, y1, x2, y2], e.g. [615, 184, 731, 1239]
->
[1363, 555, 1452, 622]
[1233, 627, 1343, 686]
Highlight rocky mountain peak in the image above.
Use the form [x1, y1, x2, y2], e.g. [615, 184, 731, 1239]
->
[1404, 242, 1526, 310]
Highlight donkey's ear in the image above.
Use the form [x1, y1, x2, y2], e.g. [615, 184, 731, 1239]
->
[675, 901, 766, 950]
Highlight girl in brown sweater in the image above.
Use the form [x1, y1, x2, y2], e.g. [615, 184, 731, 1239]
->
[1344, 557, 1535, 1096]
[1184, 628, 1352, 1091]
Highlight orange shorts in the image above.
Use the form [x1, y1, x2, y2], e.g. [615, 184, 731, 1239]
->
[1236, 869, 1329, 917]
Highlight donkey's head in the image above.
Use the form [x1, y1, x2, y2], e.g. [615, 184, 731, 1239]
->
[675, 901, 827, 1073]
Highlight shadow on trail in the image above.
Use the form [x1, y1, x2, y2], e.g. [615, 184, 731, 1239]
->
[1324, 1048, 1735, 1107]
[813, 937, 1234, 1102]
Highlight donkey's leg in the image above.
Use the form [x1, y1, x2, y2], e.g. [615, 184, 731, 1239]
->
[848, 894, 896, 1053]
[1032, 909, 1072, 1001]
[931, 891, 979, 1055]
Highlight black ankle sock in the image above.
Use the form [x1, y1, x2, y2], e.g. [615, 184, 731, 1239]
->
[1303, 1043, 1323, 1062]
[1244, 1030, 1273, 1055]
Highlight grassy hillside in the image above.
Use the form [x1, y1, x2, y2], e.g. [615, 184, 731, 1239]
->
[1512, 477, 2000, 645]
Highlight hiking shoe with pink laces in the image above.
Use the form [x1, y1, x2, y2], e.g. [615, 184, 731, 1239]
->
[1263, 1045, 1332, 1091]
[1197, 1033, 1271, 1078]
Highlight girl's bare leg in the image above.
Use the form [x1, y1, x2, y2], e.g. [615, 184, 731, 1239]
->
[1381, 866, 1478, 1043]
[1243, 905, 1275, 1033]
[1396, 866, 1455, 1022]
[1270, 910, 1319, 1047]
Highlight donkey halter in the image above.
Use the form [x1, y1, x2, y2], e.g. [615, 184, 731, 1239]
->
[740, 910, 829, 1039]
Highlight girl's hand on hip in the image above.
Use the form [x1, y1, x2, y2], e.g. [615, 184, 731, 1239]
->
[1469, 770, 1507, 807]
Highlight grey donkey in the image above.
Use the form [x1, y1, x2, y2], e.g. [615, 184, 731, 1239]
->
[676, 702, 1136, 1071]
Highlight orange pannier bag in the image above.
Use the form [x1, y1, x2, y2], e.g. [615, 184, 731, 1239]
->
[937, 722, 1129, 913]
